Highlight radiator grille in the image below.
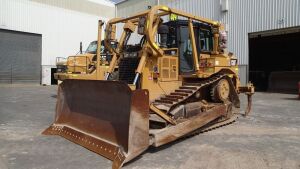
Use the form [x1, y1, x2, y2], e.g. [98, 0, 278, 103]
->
[118, 57, 140, 84]
[159, 56, 178, 81]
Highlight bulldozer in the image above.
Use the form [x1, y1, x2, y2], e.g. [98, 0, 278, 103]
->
[54, 20, 117, 81]
[43, 6, 254, 169]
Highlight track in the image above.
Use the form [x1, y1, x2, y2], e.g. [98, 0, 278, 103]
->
[153, 74, 228, 113]
[189, 114, 238, 136]
[151, 74, 241, 137]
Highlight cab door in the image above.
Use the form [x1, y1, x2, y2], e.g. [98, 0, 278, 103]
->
[178, 26, 195, 74]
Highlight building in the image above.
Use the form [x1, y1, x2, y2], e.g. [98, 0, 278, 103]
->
[0, 0, 115, 85]
[1, 0, 299, 93]
[116, 0, 300, 92]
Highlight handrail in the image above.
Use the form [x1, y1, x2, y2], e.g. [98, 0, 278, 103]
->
[104, 5, 220, 57]
[146, 5, 220, 57]
[103, 5, 221, 79]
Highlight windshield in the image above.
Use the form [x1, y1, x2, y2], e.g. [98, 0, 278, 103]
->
[85, 40, 117, 54]
[85, 41, 99, 54]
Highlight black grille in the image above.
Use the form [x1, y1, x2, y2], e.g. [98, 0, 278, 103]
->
[119, 57, 140, 84]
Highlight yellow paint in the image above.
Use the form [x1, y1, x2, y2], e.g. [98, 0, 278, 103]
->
[99, 5, 246, 102]
[153, 42, 159, 49]
[161, 6, 169, 11]
[141, 55, 181, 101]
[146, 20, 149, 29]
[128, 85, 136, 90]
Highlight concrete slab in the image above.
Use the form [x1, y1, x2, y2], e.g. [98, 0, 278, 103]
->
[0, 85, 299, 169]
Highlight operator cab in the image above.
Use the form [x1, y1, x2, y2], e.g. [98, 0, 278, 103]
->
[159, 20, 214, 74]
[113, 19, 215, 84]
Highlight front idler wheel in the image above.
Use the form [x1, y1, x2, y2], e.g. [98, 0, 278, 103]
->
[211, 79, 230, 102]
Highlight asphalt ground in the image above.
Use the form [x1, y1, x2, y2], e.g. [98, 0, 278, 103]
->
[0, 85, 299, 169]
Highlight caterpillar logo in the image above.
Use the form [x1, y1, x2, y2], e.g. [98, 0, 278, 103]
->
[169, 13, 178, 21]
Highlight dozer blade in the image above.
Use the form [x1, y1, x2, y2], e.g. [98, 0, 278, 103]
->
[43, 80, 150, 169]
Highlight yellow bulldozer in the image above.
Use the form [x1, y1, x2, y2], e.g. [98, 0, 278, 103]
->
[54, 20, 117, 81]
[43, 6, 254, 169]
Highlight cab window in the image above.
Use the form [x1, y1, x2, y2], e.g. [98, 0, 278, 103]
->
[198, 29, 213, 52]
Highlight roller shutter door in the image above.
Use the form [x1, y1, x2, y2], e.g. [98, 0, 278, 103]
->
[0, 29, 42, 84]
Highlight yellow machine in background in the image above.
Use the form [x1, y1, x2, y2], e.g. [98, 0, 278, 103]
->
[54, 20, 116, 81]
[44, 6, 254, 169]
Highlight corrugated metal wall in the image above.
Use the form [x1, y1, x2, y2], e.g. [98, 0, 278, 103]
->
[117, 0, 300, 84]
[0, 0, 115, 84]
[219, 0, 300, 65]
[116, 0, 154, 41]
[160, 0, 220, 20]
[117, 0, 156, 17]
